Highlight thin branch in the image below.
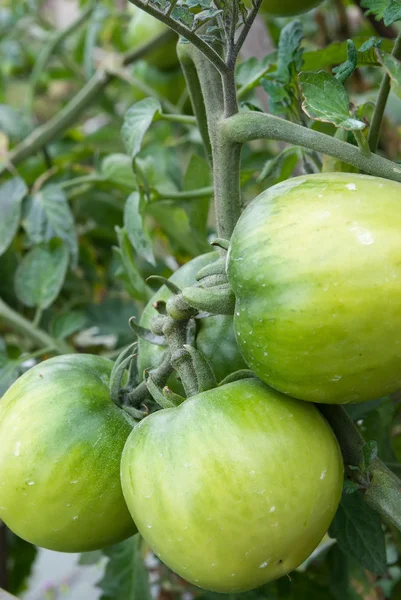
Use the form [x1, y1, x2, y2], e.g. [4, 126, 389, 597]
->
[368, 32, 401, 152]
[0, 298, 73, 355]
[223, 111, 401, 184]
[0, 31, 176, 174]
[233, 0, 264, 62]
[127, 0, 229, 74]
[151, 186, 214, 200]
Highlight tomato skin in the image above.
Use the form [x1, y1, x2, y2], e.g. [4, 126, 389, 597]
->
[121, 378, 343, 593]
[0, 354, 136, 552]
[138, 253, 247, 391]
[126, 5, 178, 70]
[228, 173, 401, 404]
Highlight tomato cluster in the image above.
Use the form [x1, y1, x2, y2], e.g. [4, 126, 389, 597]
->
[2, 171, 400, 591]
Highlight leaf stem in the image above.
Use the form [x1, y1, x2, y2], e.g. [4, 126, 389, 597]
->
[368, 32, 401, 153]
[223, 111, 401, 183]
[159, 113, 197, 125]
[0, 298, 72, 355]
[0, 30, 176, 174]
[152, 186, 213, 201]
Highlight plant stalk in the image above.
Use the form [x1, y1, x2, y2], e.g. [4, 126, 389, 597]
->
[0, 298, 72, 355]
[223, 112, 401, 184]
[368, 31, 401, 153]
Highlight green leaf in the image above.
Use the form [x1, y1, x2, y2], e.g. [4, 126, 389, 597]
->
[302, 37, 391, 72]
[0, 105, 32, 140]
[6, 530, 37, 595]
[114, 227, 152, 302]
[275, 19, 304, 84]
[0, 177, 27, 256]
[299, 71, 366, 131]
[50, 310, 87, 340]
[333, 40, 358, 83]
[121, 99, 162, 160]
[258, 147, 300, 186]
[0, 359, 20, 396]
[329, 492, 387, 575]
[361, 0, 401, 26]
[14, 240, 69, 309]
[97, 535, 152, 600]
[124, 191, 155, 266]
[79, 550, 103, 565]
[101, 154, 137, 189]
[377, 51, 401, 100]
[362, 440, 379, 470]
[22, 185, 78, 267]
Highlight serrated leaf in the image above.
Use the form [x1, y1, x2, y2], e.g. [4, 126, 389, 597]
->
[377, 51, 401, 100]
[299, 71, 366, 131]
[333, 39, 358, 83]
[303, 37, 390, 72]
[121, 99, 162, 160]
[101, 154, 137, 189]
[362, 0, 401, 25]
[275, 19, 304, 84]
[124, 191, 155, 266]
[97, 535, 152, 600]
[0, 177, 27, 256]
[172, 4, 195, 26]
[22, 185, 78, 267]
[14, 240, 69, 309]
[329, 492, 387, 575]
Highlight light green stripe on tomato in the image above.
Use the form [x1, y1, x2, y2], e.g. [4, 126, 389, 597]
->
[121, 378, 343, 593]
[228, 173, 401, 404]
[0, 354, 136, 552]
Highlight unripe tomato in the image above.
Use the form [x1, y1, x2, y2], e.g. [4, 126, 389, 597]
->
[121, 378, 343, 593]
[137, 253, 247, 391]
[126, 5, 178, 70]
[0, 355, 136, 552]
[244, 0, 323, 16]
[228, 173, 401, 404]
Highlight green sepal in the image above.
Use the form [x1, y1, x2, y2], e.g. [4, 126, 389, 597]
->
[127, 353, 140, 387]
[218, 369, 256, 386]
[129, 316, 166, 345]
[196, 259, 227, 281]
[182, 283, 235, 315]
[122, 405, 148, 421]
[166, 294, 197, 320]
[163, 386, 185, 406]
[110, 342, 138, 383]
[110, 354, 135, 404]
[149, 314, 167, 336]
[147, 275, 181, 295]
[145, 371, 177, 409]
[211, 238, 230, 251]
[183, 344, 217, 392]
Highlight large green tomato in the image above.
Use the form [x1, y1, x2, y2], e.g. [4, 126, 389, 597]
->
[0, 354, 136, 552]
[121, 378, 343, 593]
[244, 0, 323, 16]
[126, 5, 178, 70]
[228, 173, 401, 404]
[138, 253, 247, 391]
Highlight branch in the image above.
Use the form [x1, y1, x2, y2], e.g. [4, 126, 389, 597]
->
[127, 0, 229, 75]
[320, 405, 401, 531]
[233, 0, 264, 62]
[223, 111, 401, 184]
[368, 32, 401, 152]
[0, 30, 176, 174]
[0, 298, 73, 355]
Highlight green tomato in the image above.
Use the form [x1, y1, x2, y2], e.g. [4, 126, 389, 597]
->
[228, 173, 401, 404]
[121, 378, 343, 593]
[137, 253, 247, 392]
[244, 0, 323, 16]
[130, 61, 186, 106]
[126, 5, 178, 70]
[0, 354, 136, 552]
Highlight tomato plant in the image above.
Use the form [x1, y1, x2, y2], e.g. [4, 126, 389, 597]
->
[0, 354, 136, 552]
[121, 378, 343, 593]
[1, 0, 401, 598]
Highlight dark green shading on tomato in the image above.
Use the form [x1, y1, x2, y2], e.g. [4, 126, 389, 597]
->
[126, 5, 178, 70]
[137, 253, 247, 392]
[121, 378, 343, 593]
[228, 173, 401, 404]
[0, 354, 136, 552]
[246, 0, 323, 16]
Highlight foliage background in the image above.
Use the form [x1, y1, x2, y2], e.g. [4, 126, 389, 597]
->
[1, 0, 401, 598]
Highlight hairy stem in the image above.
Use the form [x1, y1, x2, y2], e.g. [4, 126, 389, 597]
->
[368, 32, 401, 153]
[320, 405, 401, 531]
[223, 112, 401, 184]
[127, 0, 228, 74]
[1, 30, 175, 174]
[0, 298, 72, 354]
